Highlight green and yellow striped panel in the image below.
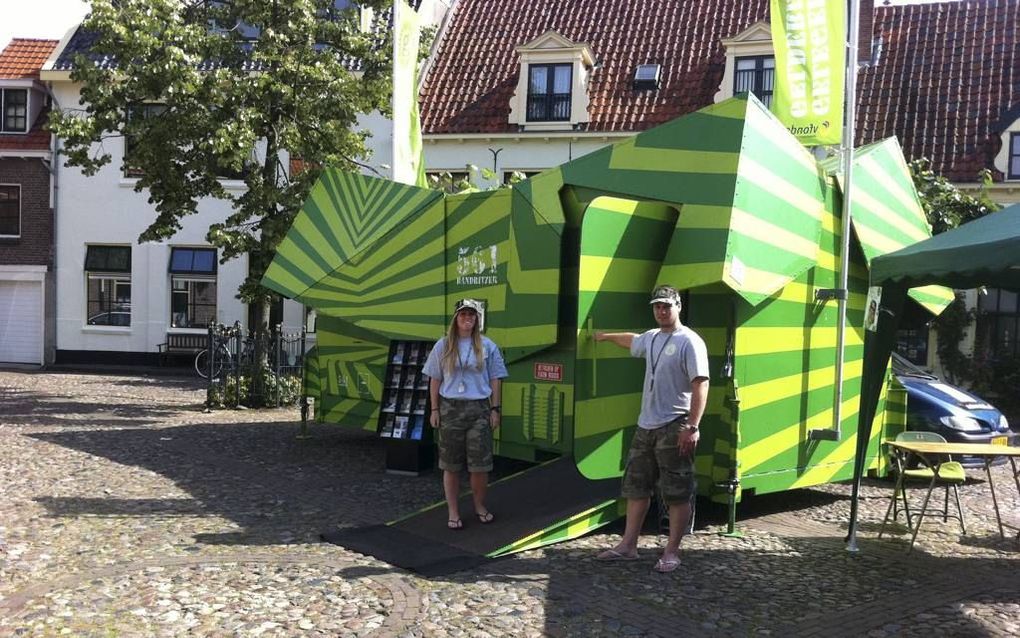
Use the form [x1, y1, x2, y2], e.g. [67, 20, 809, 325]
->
[825, 138, 954, 314]
[262, 169, 442, 305]
[729, 181, 893, 495]
[314, 315, 389, 431]
[560, 98, 743, 209]
[303, 196, 447, 340]
[444, 188, 563, 363]
[573, 197, 678, 480]
[659, 96, 825, 305]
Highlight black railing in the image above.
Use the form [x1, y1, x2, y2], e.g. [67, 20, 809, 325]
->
[527, 93, 571, 121]
[203, 322, 309, 408]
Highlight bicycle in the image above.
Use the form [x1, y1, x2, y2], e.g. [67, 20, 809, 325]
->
[194, 343, 231, 379]
[194, 333, 263, 379]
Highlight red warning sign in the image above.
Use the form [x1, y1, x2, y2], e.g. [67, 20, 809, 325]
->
[534, 362, 563, 382]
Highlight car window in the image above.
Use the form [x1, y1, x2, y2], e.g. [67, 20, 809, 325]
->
[891, 352, 937, 379]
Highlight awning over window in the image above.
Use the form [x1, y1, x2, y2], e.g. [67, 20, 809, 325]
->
[85, 245, 131, 273]
[169, 247, 217, 274]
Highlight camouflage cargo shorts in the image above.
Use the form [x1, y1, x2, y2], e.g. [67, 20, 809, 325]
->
[620, 415, 696, 504]
[437, 398, 493, 473]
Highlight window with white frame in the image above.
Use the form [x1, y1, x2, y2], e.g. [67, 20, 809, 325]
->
[1009, 132, 1020, 180]
[169, 247, 218, 329]
[85, 246, 132, 327]
[0, 185, 20, 237]
[1, 89, 28, 133]
[734, 56, 775, 108]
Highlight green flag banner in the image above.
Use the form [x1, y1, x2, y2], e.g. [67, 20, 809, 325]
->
[392, 0, 429, 187]
[769, 0, 845, 145]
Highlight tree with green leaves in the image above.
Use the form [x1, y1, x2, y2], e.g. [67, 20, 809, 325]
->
[908, 158, 999, 235]
[908, 158, 1003, 388]
[49, 0, 393, 334]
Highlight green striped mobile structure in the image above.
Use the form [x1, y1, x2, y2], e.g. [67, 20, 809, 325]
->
[264, 94, 952, 555]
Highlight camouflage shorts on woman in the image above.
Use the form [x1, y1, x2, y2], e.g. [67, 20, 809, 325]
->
[437, 398, 493, 472]
[620, 415, 696, 504]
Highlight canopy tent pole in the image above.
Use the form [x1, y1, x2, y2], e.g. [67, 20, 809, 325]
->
[809, 0, 860, 450]
[846, 285, 908, 551]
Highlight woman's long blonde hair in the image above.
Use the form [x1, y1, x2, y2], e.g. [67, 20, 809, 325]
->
[442, 311, 484, 376]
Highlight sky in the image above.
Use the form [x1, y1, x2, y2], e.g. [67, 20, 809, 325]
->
[0, 0, 89, 52]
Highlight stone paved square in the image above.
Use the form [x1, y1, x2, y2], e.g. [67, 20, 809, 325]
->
[1, 370, 1018, 637]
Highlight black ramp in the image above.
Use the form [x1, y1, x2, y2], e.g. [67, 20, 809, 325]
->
[323, 457, 620, 576]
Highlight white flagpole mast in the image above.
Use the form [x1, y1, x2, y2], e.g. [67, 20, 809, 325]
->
[841, 0, 862, 552]
[830, 0, 860, 442]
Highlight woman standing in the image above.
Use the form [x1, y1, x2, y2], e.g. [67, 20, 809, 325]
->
[422, 298, 509, 530]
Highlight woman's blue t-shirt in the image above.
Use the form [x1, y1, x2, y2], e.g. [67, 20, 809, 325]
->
[423, 336, 509, 400]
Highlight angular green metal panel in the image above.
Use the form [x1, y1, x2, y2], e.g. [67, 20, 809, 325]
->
[822, 138, 955, 314]
[263, 170, 442, 303]
[314, 315, 388, 431]
[573, 197, 678, 480]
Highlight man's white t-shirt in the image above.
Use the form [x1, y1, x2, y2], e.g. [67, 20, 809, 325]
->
[630, 325, 710, 429]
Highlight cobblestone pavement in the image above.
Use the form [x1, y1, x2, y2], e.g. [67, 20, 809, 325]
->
[1, 369, 1018, 637]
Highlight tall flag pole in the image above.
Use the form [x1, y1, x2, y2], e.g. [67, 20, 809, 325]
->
[772, 2, 863, 546]
[841, 0, 865, 554]
[392, 0, 429, 187]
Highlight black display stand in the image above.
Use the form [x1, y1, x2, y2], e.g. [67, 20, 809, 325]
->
[379, 340, 434, 474]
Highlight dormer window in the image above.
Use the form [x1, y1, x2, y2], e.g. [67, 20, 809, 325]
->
[527, 64, 572, 122]
[733, 56, 775, 109]
[714, 21, 775, 107]
[509, 30, 595, 132]
[1, 89, 28, 133]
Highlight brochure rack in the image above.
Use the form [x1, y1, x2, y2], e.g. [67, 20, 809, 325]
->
[379, 340, 434, 474]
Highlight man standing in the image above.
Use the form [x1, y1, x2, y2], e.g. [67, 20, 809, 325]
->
[594, 284, 710, 573]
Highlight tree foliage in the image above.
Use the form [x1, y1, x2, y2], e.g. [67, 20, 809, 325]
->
[908, 158, 1013, 411]
[908, 158, 999, 235]
[49, 0, 393, 326]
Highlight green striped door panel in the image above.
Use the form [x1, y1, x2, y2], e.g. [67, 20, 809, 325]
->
[574, 197, 678, 480]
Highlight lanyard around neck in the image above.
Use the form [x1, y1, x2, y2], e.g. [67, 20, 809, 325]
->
[457, 338, 473, 369]
[649, 332, 672, 391]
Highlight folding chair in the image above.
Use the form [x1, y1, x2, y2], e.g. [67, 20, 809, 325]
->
[880, 431, 966, 541]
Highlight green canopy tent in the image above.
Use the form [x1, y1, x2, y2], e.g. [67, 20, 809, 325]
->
[846, 202, 1020, 549]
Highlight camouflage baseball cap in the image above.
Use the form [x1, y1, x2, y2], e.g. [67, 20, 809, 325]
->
[649, 285, 680, 306]
[454, 298, 484, 314]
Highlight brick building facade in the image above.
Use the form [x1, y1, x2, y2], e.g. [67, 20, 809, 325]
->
[0, 38, 58, 365]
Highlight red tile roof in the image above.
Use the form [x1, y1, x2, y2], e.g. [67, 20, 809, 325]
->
[421, 0, 770, 135]
[858, 0, 1020, 181]
[421, 0, 1018, 182]
[0, 38, 59, 80]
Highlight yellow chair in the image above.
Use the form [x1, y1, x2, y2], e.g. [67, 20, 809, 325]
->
[880, 431, 966, 539]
